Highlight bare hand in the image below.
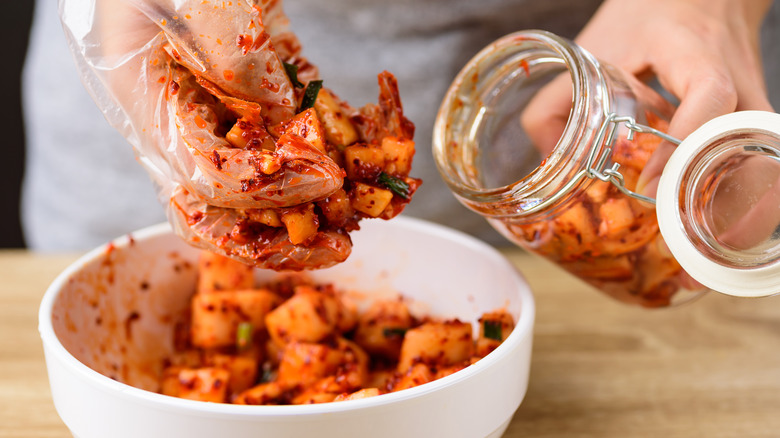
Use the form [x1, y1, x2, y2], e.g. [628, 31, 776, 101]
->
[522, 0, 774, 197]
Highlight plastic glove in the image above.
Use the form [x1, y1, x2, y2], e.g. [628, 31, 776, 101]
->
[60, 0, 418, 270]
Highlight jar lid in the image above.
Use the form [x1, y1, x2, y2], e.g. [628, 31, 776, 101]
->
[657, 111, 780, 297]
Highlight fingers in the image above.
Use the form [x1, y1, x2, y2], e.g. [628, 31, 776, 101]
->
[636, 66, 739, 197]
[520, 73, 572, 155]
[567, 0, 775, 200]
[637, 23, 771, 197]
[717, 172, 780, 250]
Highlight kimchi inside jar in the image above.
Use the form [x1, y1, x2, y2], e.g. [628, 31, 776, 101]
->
[433, 30, 707, 307]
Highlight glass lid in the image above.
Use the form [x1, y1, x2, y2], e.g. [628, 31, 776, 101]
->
[657, 111, 780, 297]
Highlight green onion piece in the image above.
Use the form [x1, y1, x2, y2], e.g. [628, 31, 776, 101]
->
[236, 321, 253, 350]
[383, 327, 408, 338]
[378, 172, 410, 199]
[259, 363, 275, 383]
[483, 320, 503, 341]
[283, 62, 304, 88]
[299, 80, 323, 111]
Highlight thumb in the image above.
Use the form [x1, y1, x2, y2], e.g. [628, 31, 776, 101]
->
[637, 72, 740, 198]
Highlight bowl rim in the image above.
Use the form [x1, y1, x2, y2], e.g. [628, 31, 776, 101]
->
[38, 216, 535, 417]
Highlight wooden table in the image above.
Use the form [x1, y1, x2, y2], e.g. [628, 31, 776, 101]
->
[4, 248, 780, 437]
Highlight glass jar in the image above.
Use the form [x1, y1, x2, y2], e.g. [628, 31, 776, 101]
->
[435, 29, 780, 306]
[433, 30, 705, 308]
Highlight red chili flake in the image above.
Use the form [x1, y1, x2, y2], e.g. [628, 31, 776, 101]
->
[260, 78, 280, 92]
[187, 211, 204, 226]
[237, 34, 253, 54]
[520, 59, 530, 78]
[103, 242, 115, 260]
[237, 31, 270, 55]
[210, 150, 223, 170]
[169, 81, 180, 96]
[124, 311, 141, 340]
[241, 178, 255, 192]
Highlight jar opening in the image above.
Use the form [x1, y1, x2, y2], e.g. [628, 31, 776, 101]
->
[433, 30, 598, 219]
[680, 131, 780, 268]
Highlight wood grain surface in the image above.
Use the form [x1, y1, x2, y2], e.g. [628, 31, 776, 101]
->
[3, 249, 780, 438]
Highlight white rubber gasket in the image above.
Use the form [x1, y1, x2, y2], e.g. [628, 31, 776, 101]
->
[656, 111, 780, 297]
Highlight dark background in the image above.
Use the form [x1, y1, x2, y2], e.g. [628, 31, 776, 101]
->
[1, 2, 34, 248]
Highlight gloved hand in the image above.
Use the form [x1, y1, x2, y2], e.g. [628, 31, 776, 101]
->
[61, 0, 419, 270]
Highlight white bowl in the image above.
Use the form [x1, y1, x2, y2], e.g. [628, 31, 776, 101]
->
[39, 216, 534, 438]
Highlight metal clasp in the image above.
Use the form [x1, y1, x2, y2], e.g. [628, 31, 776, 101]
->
[587, 113, 681, 205]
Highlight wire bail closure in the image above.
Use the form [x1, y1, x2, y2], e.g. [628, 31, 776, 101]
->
[587, 113, 681, 206]
[526, 112, 680, 214]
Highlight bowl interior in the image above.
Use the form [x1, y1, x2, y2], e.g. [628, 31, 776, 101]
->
[47, 217, 530, 396]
